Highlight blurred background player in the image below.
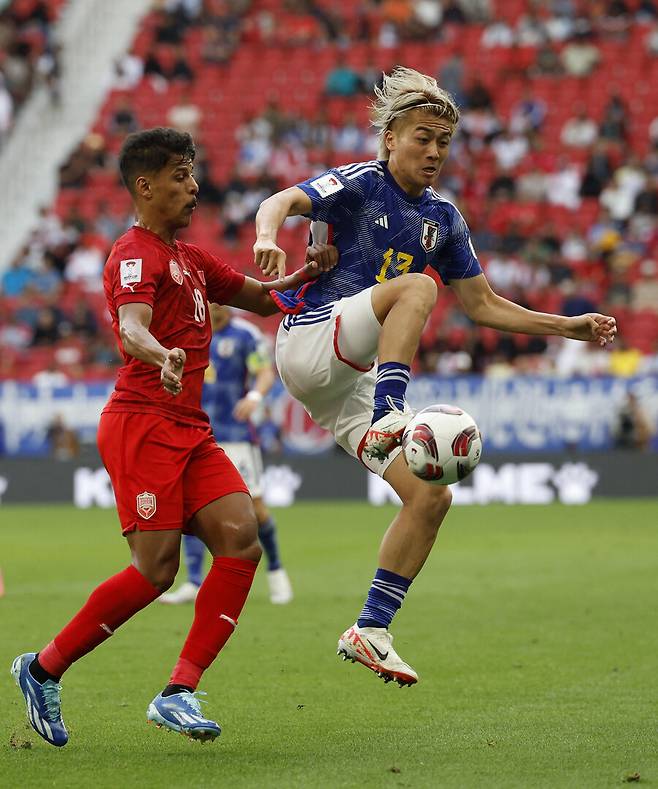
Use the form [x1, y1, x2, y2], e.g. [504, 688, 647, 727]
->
[254, 67, 617, 688]
[160, 303, 293, 606]
[612, 391, 654, 451]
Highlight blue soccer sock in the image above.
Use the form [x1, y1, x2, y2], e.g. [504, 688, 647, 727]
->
[357, 568, 412, 629]
[372, 361, 410, 424]
[258, 516, 282, 571]
[183, 535, 206, 587]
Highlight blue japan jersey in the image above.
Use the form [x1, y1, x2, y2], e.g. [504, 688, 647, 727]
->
[202, 317, 269, 444]
[269, 160, 482, 315]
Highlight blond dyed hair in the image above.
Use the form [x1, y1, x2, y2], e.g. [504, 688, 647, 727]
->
[371, 66, 460, 160]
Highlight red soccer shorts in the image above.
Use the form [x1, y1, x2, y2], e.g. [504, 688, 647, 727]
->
[97, 411, 249, 535]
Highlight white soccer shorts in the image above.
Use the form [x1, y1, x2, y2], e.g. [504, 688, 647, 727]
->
[275, 286, 402, 476]
[220, 441, 264, 498]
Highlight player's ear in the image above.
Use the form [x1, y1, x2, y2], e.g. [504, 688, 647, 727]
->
[384, 129, 396, 153]
[135, 175, 151, 200]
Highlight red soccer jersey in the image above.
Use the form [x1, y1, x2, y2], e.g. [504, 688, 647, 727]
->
[103, 226, 245, 426]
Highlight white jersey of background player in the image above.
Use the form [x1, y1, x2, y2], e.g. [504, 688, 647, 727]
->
[254, 67, 617, 687]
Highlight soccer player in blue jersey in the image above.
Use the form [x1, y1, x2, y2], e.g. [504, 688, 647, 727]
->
[160, 303, 293, 606]
[253, 67, 617, 687]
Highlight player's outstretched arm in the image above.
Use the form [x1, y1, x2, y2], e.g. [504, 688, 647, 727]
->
[228, 261, 324, 316]
[229, 243, 338, 316]
[118, 303, 186, 394]
[450, 274, 617, 347]
[254, 186, 313, 279]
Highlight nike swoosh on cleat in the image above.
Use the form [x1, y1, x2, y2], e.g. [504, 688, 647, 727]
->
[367, 640, 389, 661]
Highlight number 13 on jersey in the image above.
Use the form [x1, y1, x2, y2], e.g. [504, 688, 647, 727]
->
[375, 248, 414, 283]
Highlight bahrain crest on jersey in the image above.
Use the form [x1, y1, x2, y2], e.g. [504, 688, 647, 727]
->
[136, 491, 157, 519]
[169, 259, 183, 285]
[421, 218, 440, 252]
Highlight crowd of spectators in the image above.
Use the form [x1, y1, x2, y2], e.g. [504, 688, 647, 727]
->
[0, 0, 62, 148]
[0, 201, 125, 383]
[2, 0, 658, 386]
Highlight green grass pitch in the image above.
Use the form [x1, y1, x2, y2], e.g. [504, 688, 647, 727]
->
[1, 500, 657, 788]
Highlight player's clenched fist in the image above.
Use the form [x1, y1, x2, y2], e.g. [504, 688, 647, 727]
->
[254, 238, 287, 280]
[563, 313, 617, 347]
[161, 347, 186, 395]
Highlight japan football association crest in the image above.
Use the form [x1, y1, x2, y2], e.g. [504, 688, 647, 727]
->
[421, 218, 440, 252]
[217, 338, 235, 357]
[169, 259, 183, 285]
[136, 491, 157, 519]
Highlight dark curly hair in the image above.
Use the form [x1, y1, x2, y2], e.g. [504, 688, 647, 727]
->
[119, 127, 195, 195]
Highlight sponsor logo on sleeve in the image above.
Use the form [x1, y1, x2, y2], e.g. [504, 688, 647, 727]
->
[421, 219, 439, 252]
[310, 173, 344, 198]
[136, 491, 157, 519]
[169, 259, 184, 285]
[120, 258, 142, 289]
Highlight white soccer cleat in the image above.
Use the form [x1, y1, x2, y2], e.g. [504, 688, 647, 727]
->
[267, 568, 293, 605]
[337, 623, 418, 687]
[158, 582, 199, 605]
[360, 400, 414, 464]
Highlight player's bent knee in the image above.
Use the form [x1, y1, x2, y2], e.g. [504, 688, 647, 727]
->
[243, 541, 262, 564]
[144, 558, 180, 592]
[405, 273, 438, 309]
[409, 483, 452, 527]
[372, 273, 436, 324]
[217, 519, 262, 562]
[429, 485, 452, 524]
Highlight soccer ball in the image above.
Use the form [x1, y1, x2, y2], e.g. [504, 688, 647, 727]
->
[401, 404, 482, 485]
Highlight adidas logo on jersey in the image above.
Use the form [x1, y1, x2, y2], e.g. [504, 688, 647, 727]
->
[375, 215, 389, 229]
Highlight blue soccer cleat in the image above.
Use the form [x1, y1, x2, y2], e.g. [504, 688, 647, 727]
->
[11, 652, 68, 747]
[147, 691, 221, 742]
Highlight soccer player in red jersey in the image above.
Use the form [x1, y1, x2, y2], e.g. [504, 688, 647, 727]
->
[11, 127, 336, 747]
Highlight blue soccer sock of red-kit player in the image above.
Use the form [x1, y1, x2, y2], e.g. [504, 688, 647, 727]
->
[35, 565, 161, 679]
[371, 362, 410, 424]
[357, 568, 412, 629]
[183, 534, 206, 587]
[168, 556, 257, 690]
